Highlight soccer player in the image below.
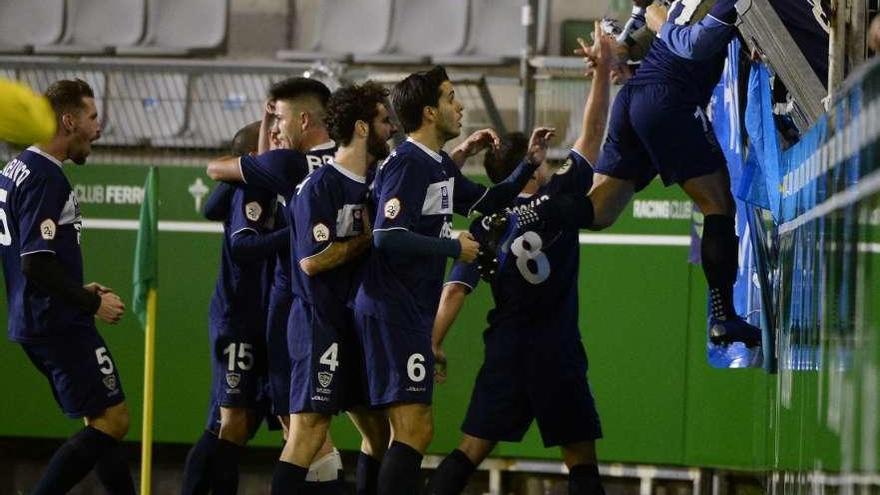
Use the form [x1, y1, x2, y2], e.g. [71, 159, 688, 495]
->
[352, 66, 552, 495]
[205, 78, 348, 488]
[509, 0, 761, 347]
[0, 79, 132, 494]
[425, 32, 613, 495]
[270, 81, 395, 495]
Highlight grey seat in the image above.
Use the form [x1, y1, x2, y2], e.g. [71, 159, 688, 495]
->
[18, 69, 107, 120]
[103, 73, 188, 145]
[276, 0, 393, 62]
[116, 0, 228, 57]
[34, 0, 146, 55]
[0, 0, 65, 53]
[433, 0, 548, 66]
[353, 0, 469, 65]
[154, 73, 274, 149]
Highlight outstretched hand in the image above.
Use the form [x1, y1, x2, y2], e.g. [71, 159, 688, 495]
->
[526, 127, 555, 165]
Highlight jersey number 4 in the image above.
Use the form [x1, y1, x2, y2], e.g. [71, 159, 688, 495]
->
[510, 231, 550, 284]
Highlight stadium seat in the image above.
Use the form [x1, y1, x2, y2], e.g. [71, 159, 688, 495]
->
[33, 0, 146, 55]
[276, 0, 393, 62]
[153, 73, 274, 149]
[103, 72, 188, 145]
[433, 0, 549, 66]
[18, 69, 107, 122]
[115, 0, 228, 57]
[352, 0, 469, 65]
[0, 0, 65, 54]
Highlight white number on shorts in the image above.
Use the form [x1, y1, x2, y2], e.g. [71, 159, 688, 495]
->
[222, 342, 254, 371]
[510, 231, 550, 284]
[319, 342, 339, 371]
[95, 347, 114, 375]
[407, 353, 426, 382]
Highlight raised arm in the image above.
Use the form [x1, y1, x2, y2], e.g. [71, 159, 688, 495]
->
[450, 128, 502, 169]
[573, 27, 613, 164]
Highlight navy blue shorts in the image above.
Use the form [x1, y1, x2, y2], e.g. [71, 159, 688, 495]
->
[462, 326, 602, 448]
[209, 321, 267, 410]
[596, 83, 725, 192]
[288, 299, 368, 414]
[204, 377, 279, 436]
[353, 311, 433, 407]
[266, 289, 293, 416]
[22, 330, 125, 419]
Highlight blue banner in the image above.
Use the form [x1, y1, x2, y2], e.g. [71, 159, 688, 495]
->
[706, 38, 765, 368]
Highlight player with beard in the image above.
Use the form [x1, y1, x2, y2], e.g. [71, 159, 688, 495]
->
[270, 81, 395, 495]
[0, 79, 133, 495]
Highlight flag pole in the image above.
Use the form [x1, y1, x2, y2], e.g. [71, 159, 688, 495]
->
[140, 287, 157, 495]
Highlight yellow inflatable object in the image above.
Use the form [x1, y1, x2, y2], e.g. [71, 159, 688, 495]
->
[0, 78, 57, 145]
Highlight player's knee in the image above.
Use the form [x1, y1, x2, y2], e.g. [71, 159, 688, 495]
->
[219, 409, 251, 444]
[293, 413, 331, 434]
[91, 402, 130, 440]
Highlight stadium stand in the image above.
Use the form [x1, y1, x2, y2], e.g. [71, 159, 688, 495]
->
[33, 0, 146, 56]
[104, 72, 189, 145]
[433, 0, 549, 66]
[351, 0, 470, 65]
[115, 0, 229, 57]
[275, 0, 394, 62]
[0, 0, 65, 54]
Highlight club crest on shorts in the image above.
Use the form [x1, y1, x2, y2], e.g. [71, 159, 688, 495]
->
[226, 372, 241, 389]
[102, 374, 117, 391]
[40, 219, 56, 240]
[317, 371, 333, 388]
[245, 201, 262, 221]
[313, 222, 330, 242]
[384, 198, 401, 219]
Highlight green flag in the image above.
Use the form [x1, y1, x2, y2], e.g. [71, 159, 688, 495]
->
[133, 167, 158, 329]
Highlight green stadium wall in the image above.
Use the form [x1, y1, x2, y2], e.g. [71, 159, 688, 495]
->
[1, 164, 876, 474]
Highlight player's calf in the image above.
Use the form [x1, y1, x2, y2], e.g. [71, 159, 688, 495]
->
[218, 406, 254, 445]
[388, 402, 433, 453]
[425, 435, 496, 495]
[561, 442, 604, 495]
[281, 412, 332, 467]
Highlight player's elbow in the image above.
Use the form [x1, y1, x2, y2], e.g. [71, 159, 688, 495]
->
[299, 258, 319, 277]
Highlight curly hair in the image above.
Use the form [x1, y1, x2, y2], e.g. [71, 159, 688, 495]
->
[325, 81, 389, 146]
[483, 132, 528, 184]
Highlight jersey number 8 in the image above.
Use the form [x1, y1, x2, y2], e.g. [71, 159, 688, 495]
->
[510, 231, 550, 285]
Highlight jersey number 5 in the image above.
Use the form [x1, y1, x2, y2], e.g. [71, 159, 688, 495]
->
[510, 231, 550, 284]
[0, 189, 12, 246]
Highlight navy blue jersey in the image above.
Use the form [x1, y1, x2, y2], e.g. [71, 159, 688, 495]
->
[208, 185, 278, 332]
[354, 138, 489, 329]
[240, 149, 312, 201]
[628, 0, 735, 105]
[290, 161, 369, 325]
[269, 144, 337, 298]
[449, 150, 594, 331]
[0, 147, 94, 343]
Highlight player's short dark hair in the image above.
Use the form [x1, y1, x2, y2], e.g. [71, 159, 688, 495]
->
[484, 132, 528, 184]
[44, 79, 94, 118]
[325, 82, 389, 146]
[391, 66, 449, 133]
[268, 77, 331, 107]
[230, 120, 261, 155]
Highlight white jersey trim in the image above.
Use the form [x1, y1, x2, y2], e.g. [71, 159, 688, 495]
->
[406, 137, 442, 163]
[27, 146, 63, 168]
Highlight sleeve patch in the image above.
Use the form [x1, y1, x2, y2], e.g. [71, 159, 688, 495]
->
[245, 201, 262, 221]
[384, 197, 401, 219]
[40, 219, 56, 240]
[555, 158, 573, 175]
[312, 222, 330, 242]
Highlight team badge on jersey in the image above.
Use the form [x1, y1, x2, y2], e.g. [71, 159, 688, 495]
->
[245, 201, 262, 221]
[556, 158, 573, 175]
[40, 219, 56, 240]
[384, 198, 401, 219]
[313, 222, 330, 242]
